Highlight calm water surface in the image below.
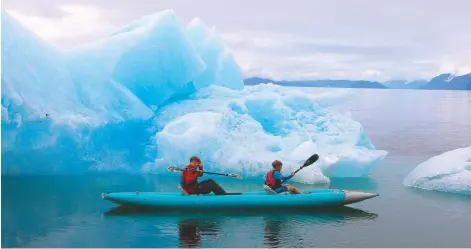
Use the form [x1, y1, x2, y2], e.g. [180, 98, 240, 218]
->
[2, 89, 471, 247]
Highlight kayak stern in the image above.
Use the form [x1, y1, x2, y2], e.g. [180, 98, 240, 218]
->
[341, 190, 379, 205]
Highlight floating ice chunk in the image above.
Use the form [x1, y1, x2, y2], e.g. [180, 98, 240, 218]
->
[403, 146, 471, 195]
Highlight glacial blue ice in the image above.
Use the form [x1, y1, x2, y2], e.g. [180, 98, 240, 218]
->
[2, 12, 153, 127]
[145, 84, 387, 183]
[403, 146, 471, 195]
[186, 18, 244, 90]
[1, 10, 386, 182]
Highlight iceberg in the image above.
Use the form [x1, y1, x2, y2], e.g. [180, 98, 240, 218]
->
[1, 11, 155, 173]
[67, 11, 243, 109]
[145, 84, 387, 183]
[403, 146, 471, 195]
[1, 11, 154, 128]
[2, 10, 386, 181]
[186, 18, 244, 90]
[2, 12, 89, 126]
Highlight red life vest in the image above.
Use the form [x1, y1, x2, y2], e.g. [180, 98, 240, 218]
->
[265, 170, 282, 189]
[180, 165, 202, 193]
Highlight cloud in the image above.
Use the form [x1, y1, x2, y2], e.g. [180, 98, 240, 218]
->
[220, 31, 417, 81]
[3, 0, 471, 80]
[6, 4, 116, 48]
[220, 28, 471, 81]
[362, 69, 382, 78]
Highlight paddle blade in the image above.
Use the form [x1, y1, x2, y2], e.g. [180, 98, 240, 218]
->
[302, 154, 319, 167]
[167, 166, 181, 172]
[228, 173, 243, 179]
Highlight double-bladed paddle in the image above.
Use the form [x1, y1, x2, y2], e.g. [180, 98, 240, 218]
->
[167, 166, 243, 179]
[168, 154, 319, 182]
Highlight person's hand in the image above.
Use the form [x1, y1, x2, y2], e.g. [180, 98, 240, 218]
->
[291, 172, 295, 175]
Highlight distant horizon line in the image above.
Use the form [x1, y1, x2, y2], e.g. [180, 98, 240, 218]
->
[243, 72, 471, 84]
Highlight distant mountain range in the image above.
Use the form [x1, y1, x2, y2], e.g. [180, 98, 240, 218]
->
[244, 73, 471, 90]
[382, 80, 429, 89]
[419, 73, 471, 90]
[244, 77, 388, 89]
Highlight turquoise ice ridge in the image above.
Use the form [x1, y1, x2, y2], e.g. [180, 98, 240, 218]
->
[1, 10, 386, 182]
[403, 146, 471, 195]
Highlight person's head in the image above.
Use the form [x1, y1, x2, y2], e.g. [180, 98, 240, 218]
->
[189, 156, 202, 167]
[272, 160, 283, 171]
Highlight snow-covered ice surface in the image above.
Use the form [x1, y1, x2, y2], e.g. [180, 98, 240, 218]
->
[403, 146, 471, 195]
[1, 10, 386, 182]
[145, 84, 387, 183]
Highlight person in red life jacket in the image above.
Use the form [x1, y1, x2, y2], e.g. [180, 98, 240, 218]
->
[181, 156, 227, 195]
[265, 160, 301, 194]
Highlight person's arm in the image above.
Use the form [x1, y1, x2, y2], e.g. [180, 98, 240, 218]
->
[273, 171, 293, 181]
[196, 164, 203, 177]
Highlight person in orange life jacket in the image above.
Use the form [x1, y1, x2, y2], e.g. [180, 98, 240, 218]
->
[180, 156, 227, 195]
[265, 160, 301, 194]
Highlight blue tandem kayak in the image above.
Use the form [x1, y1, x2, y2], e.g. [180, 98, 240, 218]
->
[102, 188, 378, 210]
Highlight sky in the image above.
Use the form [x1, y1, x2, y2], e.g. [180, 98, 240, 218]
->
[3, 0, 471, 82]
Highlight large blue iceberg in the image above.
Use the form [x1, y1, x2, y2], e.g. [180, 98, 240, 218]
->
[1, 10, 386, 182]
[403, 146, 471, 195]
[147, 84, 387, 183]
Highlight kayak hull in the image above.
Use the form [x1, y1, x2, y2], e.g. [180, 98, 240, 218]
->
[102, 189, 378, 210]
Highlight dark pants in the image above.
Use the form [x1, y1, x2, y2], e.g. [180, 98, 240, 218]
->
[190, 179, 227, 195]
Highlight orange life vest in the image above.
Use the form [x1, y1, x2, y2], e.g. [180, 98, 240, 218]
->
[180, 165, 202, 193]
[265, 170, 282, 189]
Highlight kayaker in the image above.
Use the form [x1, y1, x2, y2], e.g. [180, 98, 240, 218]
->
[181, 156, 228, 195]
[265, 160, 301, 194]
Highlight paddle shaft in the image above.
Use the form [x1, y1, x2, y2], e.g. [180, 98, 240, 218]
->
[281, 154, 319, 183]
[199, 171, 231, 177]
[177, 168, 232, 177]
[280, 164, 308, 182]
[293, 167, 304, 175]
[281, 166, 305, 183]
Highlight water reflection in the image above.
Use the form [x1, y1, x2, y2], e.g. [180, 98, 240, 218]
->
[263, 218, 283, 247]
[178, 219, 201, 248]
[178, 218, 220, 248]
[104, 205, 378, 217]
[105, 206, 378, 248]
[261, 207, 377, 248]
